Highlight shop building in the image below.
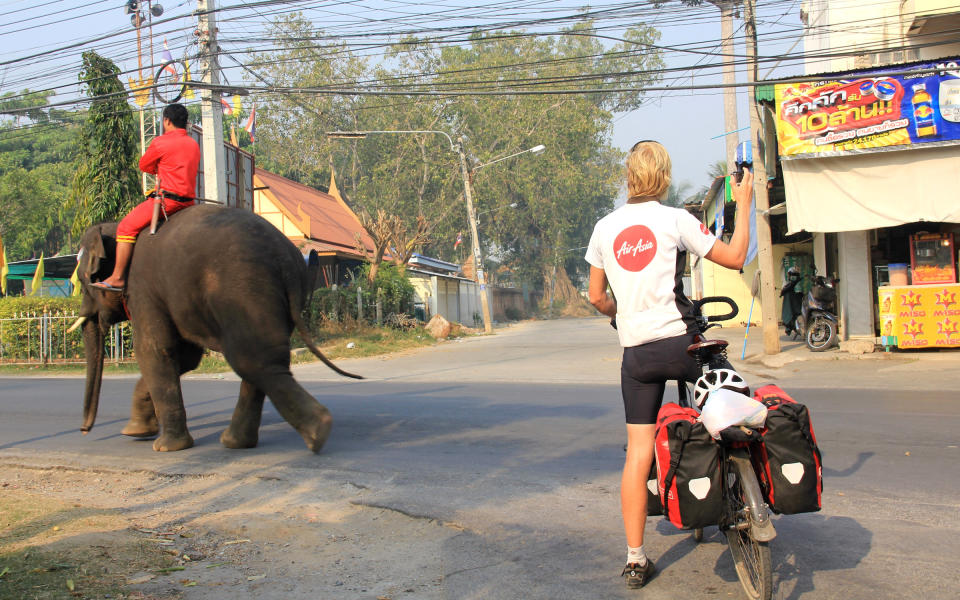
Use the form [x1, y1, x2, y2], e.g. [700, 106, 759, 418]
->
[760, 1, 960, 348]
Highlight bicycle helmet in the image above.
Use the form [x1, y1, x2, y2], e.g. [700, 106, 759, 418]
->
[693, 368, 750, 409]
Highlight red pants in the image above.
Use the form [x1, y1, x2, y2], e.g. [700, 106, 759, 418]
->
[116, 196, 194, 244]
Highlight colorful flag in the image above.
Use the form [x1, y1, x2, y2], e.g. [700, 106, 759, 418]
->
[160, 39, 178, 80]
[29, 252, 44, 296]
[0, 245, 8, 296]
[232, 95, 242, 116]
[161, 38, 174, 63]
[183, 60, 195, 99]
[453, 231, 463, 249]
[70, 261, 82, 297]
[243, 102, 256, 142]
[230, 124, 238, 146]
[220, 96, 233, 116]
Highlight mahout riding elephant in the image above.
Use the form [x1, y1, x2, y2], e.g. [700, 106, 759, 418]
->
[71, 204, 361, 453]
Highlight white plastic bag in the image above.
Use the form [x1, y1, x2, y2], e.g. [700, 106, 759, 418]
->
[698, 388, 768, 439]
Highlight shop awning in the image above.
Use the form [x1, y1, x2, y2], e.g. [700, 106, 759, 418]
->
[754, 84, 775, 103]
[782, 144, 960, 234]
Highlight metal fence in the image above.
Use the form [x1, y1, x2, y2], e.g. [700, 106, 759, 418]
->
[0, 311, 134, 364]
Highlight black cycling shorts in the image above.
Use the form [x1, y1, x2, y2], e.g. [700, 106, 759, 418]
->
[621, 333, 702, 425]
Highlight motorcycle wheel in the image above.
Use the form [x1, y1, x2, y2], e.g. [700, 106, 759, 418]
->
[806, 316, 837, 351]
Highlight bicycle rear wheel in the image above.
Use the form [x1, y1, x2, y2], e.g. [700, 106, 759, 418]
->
[724, 466, 772, 600]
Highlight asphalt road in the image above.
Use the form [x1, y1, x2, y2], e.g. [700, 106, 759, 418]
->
[1, 318, 959, 599]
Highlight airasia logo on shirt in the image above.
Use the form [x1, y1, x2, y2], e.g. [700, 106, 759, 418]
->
[613, 225, 658, 272]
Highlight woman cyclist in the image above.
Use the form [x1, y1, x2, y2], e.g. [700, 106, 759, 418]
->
[584, 141, 754, 588]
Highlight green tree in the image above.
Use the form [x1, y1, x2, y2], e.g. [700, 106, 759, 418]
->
[250, 15, 664, 293]
[0, 93, 80, 260]
[665, 181, 694, 208]
[70, 51, 141, 237]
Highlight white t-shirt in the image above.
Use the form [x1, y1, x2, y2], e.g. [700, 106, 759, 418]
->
[585, 201, 717, 347]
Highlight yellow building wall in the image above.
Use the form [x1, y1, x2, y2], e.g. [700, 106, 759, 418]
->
[253, 190, 304, 238]
[699, 243, 810, 325]
[699, 196, 812, 325]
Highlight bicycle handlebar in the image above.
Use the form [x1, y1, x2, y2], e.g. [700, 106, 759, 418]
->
[694, 296, 739, 322]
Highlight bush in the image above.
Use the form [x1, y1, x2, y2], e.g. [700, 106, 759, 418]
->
[504, 306, 524, 321]
[0, 297, 134, 363]
[302, 263, 415, 330]
[0, 297, 82, 318]
[0, 297, 85, 361]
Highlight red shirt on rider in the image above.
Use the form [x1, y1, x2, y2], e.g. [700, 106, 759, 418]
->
[94, 103, 201, 292]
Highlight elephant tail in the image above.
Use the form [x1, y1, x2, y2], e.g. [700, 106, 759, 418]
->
[293, 314, 364, 380]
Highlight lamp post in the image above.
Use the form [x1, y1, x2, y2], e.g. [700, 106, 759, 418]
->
[325, 130, 503, 333]
[477, 202, 518, 218]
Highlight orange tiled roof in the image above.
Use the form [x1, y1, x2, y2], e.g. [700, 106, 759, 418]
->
[254, 169, 375, 256]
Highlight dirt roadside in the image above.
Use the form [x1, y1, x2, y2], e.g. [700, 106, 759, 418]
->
[0, 462, 459, 600]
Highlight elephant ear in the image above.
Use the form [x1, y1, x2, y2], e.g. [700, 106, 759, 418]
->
[80, 223, 117, 281]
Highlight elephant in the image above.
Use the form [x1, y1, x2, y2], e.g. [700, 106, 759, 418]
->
[71, 204, 361, 453]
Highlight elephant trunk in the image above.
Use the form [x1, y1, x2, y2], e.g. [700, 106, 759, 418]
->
[81, 317, 106, 433]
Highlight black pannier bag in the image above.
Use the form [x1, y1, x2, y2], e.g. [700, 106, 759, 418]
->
[752, 385, 823, 514]
[646, 461, 663, 516]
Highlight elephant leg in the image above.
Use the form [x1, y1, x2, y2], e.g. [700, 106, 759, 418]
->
[262, 375, 332, 453]
[220, 380, 265, 449]
[228, 345, 332, 453]
[134, 322, 194, 452]
[121, 377, 159, 438]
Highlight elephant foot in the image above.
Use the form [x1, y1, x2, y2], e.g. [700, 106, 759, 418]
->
[298, 411, 333, 454]
[152, 432, 194, 452]
[121, 418, 159, 439]
[220, 427, 258, 449]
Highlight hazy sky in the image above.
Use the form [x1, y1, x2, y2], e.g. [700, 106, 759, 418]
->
[0, 1, 803, 196]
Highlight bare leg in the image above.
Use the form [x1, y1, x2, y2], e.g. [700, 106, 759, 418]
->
[99, 241, 134, 289]
[622, 423, 656, 548]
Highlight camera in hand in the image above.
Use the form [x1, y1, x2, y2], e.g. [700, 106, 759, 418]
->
[734, 140, 752, 183]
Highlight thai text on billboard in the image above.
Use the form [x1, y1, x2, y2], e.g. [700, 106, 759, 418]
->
[774, 58, 960, 157]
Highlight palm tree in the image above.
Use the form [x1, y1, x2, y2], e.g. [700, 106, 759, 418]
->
[685, 158, 729, 206]
[665, 181, 694, 208]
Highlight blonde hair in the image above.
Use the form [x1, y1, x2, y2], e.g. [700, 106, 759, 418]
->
[626, 141, 672, 201]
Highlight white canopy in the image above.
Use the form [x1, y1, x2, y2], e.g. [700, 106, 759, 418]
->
[782, 144, 960, 234]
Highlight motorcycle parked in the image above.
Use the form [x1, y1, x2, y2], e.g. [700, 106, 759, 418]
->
[780, 268, 803, 340]
[801, 275, 839, 351]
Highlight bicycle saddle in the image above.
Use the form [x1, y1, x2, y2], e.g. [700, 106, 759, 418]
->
[686, 339, 729, 358]
[718, 425, 763, 445]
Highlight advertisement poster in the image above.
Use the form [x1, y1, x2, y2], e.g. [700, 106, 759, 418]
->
[775, 58, 960, 157]
[878, 285, 960, 349]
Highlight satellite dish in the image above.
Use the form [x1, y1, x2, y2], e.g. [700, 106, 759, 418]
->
[151, 4, 164, 17]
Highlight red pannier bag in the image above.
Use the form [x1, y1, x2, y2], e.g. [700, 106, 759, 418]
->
[752, 384, 823, 514]
[654, 403, 723, 529]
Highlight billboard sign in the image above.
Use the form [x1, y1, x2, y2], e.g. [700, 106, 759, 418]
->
[774, 58, 960, 157]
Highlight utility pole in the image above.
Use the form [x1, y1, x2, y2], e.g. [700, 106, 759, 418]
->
[455, 137, 494, 334]
[744, 0, 780, 354]
[196, 0, 226, 204]
[709, 0, 741, 173]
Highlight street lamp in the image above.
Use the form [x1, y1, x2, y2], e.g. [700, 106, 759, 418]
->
[477, 202, 518, 217]
[472, 144, 545, 173]
[325, 129, 497, 333]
